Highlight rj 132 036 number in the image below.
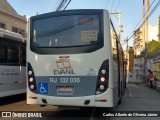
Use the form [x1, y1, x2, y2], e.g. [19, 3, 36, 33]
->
[50, 77, 80, 83]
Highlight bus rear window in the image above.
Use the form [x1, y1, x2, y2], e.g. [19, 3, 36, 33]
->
[32, 15, 100, 47]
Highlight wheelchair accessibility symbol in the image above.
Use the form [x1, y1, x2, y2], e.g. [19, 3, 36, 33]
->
[38, 83, 48, 94]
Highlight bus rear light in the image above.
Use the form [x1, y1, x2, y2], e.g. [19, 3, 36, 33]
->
[29, 78, 34, 82]
[28, 62, 37, 94]
[100, 85, 105, 90]
[100, 77, 106, 83]
[101, 69, 107, 74]
[30, 85, 35, 89]
[96, 59, 109, 95]
[28, 71, 33, 75]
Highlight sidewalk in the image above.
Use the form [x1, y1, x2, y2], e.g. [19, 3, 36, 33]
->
[115, 83, 160, 111]
[127, 72, 160, 92]
[128, 84, 160, 99]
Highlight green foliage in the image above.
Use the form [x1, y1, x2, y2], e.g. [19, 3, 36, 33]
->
[148, 40, 160, 53]
[135, 51, 146, 58]
[146, 40, 160, 58]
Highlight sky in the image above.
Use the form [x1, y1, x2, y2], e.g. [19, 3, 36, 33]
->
[7, 0, 160, 48]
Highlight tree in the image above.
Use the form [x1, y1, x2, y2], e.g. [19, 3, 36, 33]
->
[148, 40, 160, 53]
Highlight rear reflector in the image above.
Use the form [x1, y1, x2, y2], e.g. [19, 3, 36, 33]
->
[32, 90, 38, 93]
[100, 100, 107, 102]
[29, 97, 37, 99]
[95, 99, 107, 102]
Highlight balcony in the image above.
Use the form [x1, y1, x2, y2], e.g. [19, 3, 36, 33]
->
[136, 42, 140, 47]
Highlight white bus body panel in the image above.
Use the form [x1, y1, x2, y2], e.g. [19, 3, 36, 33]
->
[0, 66, 26, 97]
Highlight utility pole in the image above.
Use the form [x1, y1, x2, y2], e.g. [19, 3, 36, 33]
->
[142, 0, 145, 50]
[110, 11, 123, 42]
[126, 37, 129, 58]
[124, 37, 129, 59]
[145, 0, 150, 47]
[142, 0, 150, 78]
[124, 36, 129, 75]
[142, 0, 150, 51]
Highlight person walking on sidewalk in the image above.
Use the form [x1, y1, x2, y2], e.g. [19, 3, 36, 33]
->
[147, 69, 154, 88]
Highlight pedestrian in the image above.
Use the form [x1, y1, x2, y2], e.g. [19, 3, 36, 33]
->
[147, 69, 154, 88]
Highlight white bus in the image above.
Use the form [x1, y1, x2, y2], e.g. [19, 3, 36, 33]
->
[27, 9, 126, 109]
[0, 28, 26, 97]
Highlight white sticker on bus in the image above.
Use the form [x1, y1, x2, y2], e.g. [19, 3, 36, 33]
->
[86, 68, 98, 76]
[81, 30, 98, 42]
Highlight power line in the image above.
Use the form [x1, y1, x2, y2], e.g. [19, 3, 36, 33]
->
[110, 0, 115, 11]
[56, 0, 67, 11]
[115, 0, 121, 10]
[106, 0, 108, 9]
[52, 0, 61, 11]
[54, 0, 71, 11]
[126, 0, 156, 40]
[111, 14, 118, 19]
[110, 14, 119, 31]
[110, 15, 118, 30]
[63, 0, 71, 10]
[123, 0, 160, 46]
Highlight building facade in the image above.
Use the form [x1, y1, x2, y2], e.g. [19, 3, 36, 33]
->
[133, 27, 143, 56]
[0, 0, 27, 37]
[133, 24, 158, 56]
[111, 29, 117, 51]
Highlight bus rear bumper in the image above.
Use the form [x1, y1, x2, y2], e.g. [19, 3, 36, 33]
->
[27, 88, 113, 108]
[38, 95, 95, 107]
[95, 88, 113, 107]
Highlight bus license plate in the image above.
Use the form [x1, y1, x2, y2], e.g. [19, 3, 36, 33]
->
[56, 86, 74, 93]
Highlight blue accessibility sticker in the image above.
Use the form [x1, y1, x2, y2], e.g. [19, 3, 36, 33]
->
[38, 83, 48, 94]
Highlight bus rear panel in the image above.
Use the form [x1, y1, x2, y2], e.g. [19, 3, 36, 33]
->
[27, 9, 122, 108]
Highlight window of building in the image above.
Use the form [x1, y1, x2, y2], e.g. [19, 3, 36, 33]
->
[12, 27, 25, 37]
[19, 29, 25, 37]
[12, 27, 18, 33]
[0, 23, 5, 29]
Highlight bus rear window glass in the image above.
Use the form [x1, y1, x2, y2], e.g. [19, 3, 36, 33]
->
[32, 15, 100, 47]
[79, 17, 93, 25]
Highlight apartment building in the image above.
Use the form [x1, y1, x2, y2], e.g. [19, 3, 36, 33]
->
[0, 0, 27, 37]
[133, 24, 158, 56]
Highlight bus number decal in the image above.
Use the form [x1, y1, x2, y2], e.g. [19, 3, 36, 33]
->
[70, 77, 80, 83]
[50, 77, 80, 84]
[60, 78, 69, 83]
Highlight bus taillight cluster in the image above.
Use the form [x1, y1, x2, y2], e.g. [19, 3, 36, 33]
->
[28, 62, 37, 93]
[96, 60, 109, 94]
